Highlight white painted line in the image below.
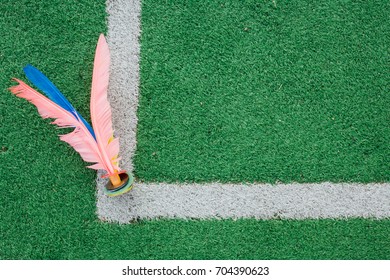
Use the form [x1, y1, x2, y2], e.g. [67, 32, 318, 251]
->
[98, 182, 390, 223]
[97, 0, 390, 223]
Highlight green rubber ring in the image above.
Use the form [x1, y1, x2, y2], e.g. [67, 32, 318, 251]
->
[104, 172, 134, 197]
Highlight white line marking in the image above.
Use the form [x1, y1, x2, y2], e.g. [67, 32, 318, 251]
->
[97, 0, 390, 223]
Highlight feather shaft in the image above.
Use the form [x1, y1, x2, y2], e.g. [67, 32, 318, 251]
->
[90, 34, 121, 176]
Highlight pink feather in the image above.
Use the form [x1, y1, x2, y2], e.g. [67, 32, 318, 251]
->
[9, 79, 103, 168]
[9, 34, 121, 177]
[90, 34, 121, 176]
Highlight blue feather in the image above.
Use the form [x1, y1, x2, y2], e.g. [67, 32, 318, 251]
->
[23, 64, 96, 140]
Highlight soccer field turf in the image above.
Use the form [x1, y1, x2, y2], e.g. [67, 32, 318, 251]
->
[135, 0, 389, 183]
[1, 0, 389, 259]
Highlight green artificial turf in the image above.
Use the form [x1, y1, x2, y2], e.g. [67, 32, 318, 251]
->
[0, 0, 107, 259]
[1, 0, 389, 260]
[135, 0, 389, 183]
